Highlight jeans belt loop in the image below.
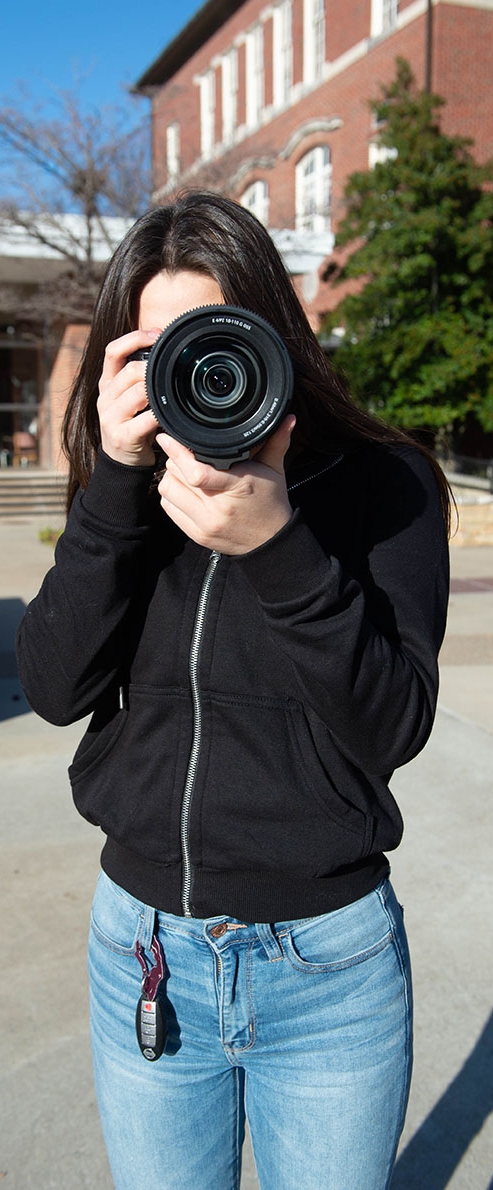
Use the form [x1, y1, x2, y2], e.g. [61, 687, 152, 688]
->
[255, 922, 284, 962]
[137, 902, 158, 951]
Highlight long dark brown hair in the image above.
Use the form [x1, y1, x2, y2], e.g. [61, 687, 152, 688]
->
[63, 190, 451, 529]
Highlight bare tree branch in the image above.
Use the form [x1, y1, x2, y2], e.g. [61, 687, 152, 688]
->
[0, 83, 151, 324]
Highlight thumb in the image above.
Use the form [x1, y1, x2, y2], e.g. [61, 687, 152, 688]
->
[256, 415, 296, 473]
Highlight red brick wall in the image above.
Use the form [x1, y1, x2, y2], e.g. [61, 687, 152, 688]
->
[433, 4, 493, 162]
[149, 1, 493, 326]
[215, 63, 223, 147]
[292, 0, 304, 86]
[263, 14, 274, 107]
[327, 0, 371, 61]
[237, 40, 247, 127]
[43, 325, 89, 472]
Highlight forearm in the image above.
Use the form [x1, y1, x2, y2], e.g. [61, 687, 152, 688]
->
[16, 451, 156, 724]
[237, 496, 448, 774]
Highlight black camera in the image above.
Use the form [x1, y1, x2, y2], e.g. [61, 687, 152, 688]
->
[131, 304, 293, 469]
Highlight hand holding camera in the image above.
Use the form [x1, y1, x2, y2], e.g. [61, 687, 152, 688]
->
[156, 416, 295, 555]
[97, 328, 161, 468]
[98, 302, 295, 552]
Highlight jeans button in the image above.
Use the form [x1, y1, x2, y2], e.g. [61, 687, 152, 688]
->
[210, 923, 228, 938]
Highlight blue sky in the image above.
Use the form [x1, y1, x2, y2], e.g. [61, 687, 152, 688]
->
[1, 0, 204, 117]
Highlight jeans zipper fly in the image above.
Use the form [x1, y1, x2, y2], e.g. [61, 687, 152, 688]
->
[181, 550, 221, 916]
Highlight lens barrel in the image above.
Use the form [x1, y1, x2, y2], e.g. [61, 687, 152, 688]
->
[143, 305, 293, 469]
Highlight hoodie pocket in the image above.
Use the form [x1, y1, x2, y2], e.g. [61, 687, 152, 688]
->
[195, 693, 374, 877]
[287, 701, 376, 850]
[69, 685, 189, 863]
[69, 699, 128, 784]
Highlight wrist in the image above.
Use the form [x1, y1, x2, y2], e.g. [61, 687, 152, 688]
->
[227, 507, 293, 556]
[101, 442, 156, 468]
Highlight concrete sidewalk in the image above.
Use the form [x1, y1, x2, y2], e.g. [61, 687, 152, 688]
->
[0, 520, 492, 1188]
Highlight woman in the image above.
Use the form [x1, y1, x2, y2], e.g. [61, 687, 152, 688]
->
[17, 191, 450, 1190]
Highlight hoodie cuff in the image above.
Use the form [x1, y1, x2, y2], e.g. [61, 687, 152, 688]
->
[80, 449, 156, 528]
[236, 508, 338, 604]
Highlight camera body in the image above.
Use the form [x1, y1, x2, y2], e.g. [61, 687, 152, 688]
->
[131, 304, 293, 469]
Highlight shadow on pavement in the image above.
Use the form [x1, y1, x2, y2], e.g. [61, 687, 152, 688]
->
[392, 1010, 493, 1189]
[0, 597, 32, 721]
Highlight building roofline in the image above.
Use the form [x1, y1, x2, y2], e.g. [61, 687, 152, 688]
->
[133, 0, 245, 91]
[0, 214, 131, 263]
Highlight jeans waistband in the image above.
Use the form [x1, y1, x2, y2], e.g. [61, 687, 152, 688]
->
[109, 871, 391, 962]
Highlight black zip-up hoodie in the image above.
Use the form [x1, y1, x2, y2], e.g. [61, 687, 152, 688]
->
[16, 441, 449, 922]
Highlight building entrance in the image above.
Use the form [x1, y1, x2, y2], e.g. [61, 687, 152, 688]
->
[0, 336, 43, 467]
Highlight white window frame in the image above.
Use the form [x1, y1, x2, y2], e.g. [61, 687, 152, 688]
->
[222, 49, 238, 145]
[245, 25, 264, 129]
[199, 69, 216, 159]
[240, 180, 270, 226]
[371, 0, 398, 37]
[303, 0, 325, 87]
[273, 0, 293, 108]
[166, 122, 180, 181]
[369, 142, 398, 168]
[295, 145, 332, 234]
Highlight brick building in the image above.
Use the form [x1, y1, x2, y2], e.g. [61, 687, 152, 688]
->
[0, 216, 129, 470]
[135, 0, 493, 328]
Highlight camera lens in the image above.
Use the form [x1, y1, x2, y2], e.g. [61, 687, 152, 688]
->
[204, 365, 237, 397]
[144, 305, 293, 469]
[192, 355, 246, 407]
[174, 339, 262, 427]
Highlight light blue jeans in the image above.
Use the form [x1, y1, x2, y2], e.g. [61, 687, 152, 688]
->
[88, 871, 412, 1189]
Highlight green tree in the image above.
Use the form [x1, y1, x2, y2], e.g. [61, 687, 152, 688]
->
[322, 58, 493, 436]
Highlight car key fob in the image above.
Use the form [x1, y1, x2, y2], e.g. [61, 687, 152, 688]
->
[136, 994, 166, 1061]
[135, 932, 167, 1061]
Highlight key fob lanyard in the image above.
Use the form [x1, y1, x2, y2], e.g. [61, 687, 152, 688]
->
[135, 931, 166, 1061]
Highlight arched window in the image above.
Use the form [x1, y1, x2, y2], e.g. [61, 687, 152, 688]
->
[295, 146, 331, 234]
[240, 180, 269, 226]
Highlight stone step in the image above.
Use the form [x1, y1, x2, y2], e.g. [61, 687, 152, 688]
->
[0, 470, 67, 521]
[449, 490, 493, 547]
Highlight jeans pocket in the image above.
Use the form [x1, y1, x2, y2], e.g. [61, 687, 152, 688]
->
[90, 871, 147, 955]
[281, 883, 393, 973]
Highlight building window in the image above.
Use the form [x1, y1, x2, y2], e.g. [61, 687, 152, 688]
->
[371, 0, 398, 37]
[295, 145, 332, 233]
[273, 0, 293, 108]
[240, 180, 269, 226]
[166, 123, 180, 181]
[246, 25, 264, 128]
[369, 142, 398, 168]
[313, 0, 325, 77]
[199, 69, 215, 159]
[304, 0, 325, 86]
[222, 49, 238, 144]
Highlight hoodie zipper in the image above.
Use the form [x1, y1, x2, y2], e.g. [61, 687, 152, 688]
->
[287, 454, 344, 494]
[181, 549, 221, 916]
[179, 452, 343, 916]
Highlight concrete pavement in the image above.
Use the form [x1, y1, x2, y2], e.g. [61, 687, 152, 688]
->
[0, 518, 492, 1189]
